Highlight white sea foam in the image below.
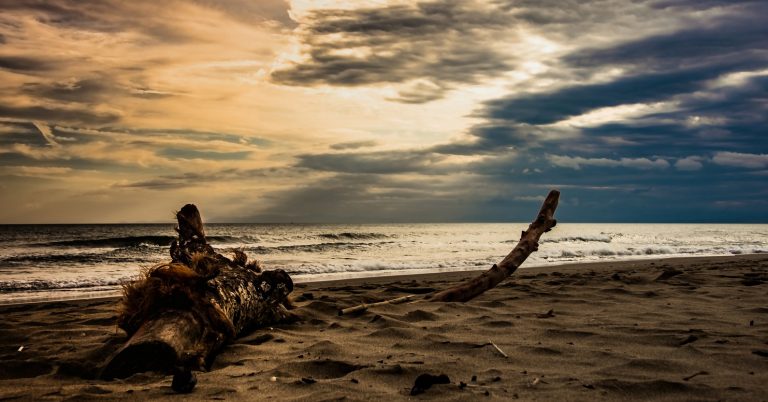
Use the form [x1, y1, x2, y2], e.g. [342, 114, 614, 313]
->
[0, 223, 766, 303]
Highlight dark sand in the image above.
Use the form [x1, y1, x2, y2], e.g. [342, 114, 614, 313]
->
[1, 254, 767, 401]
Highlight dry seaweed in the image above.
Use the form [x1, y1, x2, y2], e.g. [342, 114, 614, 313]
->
[117, 256, 234, 340]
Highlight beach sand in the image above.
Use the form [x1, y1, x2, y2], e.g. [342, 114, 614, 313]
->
[1, 254, 767, 401]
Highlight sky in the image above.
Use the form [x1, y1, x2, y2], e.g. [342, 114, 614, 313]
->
[0, 0, 766, 223]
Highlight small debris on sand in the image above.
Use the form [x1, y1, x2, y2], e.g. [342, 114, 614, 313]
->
[410, 373, 450, 396]
[536, 309, 555, 318]
[683, 371, 708, 381]
[171, 370, 196, 394]
[678, 335, 699, 346]
[655, 268, 683, 281]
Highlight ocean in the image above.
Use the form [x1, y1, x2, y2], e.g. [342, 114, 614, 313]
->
[0, 223, 766, 304]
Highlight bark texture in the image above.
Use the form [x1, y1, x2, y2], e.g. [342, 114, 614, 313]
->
[102, 204, 292, 379]
[428, 189, 560, 302]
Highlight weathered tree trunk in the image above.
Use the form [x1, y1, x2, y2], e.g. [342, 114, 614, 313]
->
[428, 189, 559, 302]
[101, 204, 293, 380]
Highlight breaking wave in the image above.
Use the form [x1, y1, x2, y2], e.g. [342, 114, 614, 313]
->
[542, 235, 613, 244]
[39, 235, 247, 248]
[317, 232, 390, 240]
[246, 241, 394, 254]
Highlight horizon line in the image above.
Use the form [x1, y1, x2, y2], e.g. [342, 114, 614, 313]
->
[1, 220, 766, 225]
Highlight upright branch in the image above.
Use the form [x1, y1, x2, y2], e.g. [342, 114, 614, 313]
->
[428, 190, 560, 302]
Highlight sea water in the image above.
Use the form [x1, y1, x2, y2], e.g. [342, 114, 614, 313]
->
[0, 223, 766, 304]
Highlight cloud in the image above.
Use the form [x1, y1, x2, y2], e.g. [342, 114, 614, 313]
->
[31, 121, 60, 147]
[297, 150, 442, 174]
[547, 155, 670, 170]
[114, 167, 302, 191]
[387, 79, 447, 104]
[330, 140, 378, 150]
[0, 0, 292, 133]
[712, 152, 768, 169]
[650, 0, 764, 11]
[513, 195, 545, 202]
[565, 15, 768, 71]
[2, 165, 72, 177]
[1, 1, 197, 43]
[674, 156, 704, 171]
[191, 0, 294, 27]
[271, 0, 515, 102]
[411, 0, 765, 161]
[482, 61, 757, 126]
[158, 148, 252, 161]
[0, 56, 56, 73]
[240, 173, 493, 222]
[0, 104, 121, 126]
[21, 77, 114, 103]
[0, 124, 273, 171]
[115, 175, 208, 190]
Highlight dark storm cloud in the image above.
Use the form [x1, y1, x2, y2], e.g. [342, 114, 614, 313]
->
[21, 78, 111, 103]
[116, 167, 302, 191]
[482, 60, 759, 126]
[438, 0, 768, 163]
[116, 172, 224, 190]
[110, 128, 272, 147]
[297, 150, 442, 174]
[272, 1, 514, 102]
[388, 82, 447, 104]
[272, 0, 713, 104]
[0, 1, 196, 43]
[245, 175, 386, 222]
[649, 0, 763, 10]
[116, 178, 191, 190]
[274, 38, 509, 86]
[0, 56, 55, 73]
[330, 140, 378, 150]
[0, 104, 120, 125]
[543, 73, 768, 159]
[243, 173, 487, 223]
[429, 124, 534, 155]
[298, 145, 523, 177]
[565, 17, 768, 71]
[20, 76, 179, 104]
[159, 148, 251, 161]
[0, 121, 47, 146]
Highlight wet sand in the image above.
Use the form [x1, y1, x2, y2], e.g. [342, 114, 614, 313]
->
[1, 254, 767, 401]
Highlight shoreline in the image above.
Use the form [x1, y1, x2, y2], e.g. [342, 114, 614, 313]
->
[1, 253, 767, 400]
[1, 253, 765, 307]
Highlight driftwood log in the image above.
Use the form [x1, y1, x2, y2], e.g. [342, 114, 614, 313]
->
[428, 189, 559, 302]
[338, 189, 560, 314]
[101, 204, 293, 380]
